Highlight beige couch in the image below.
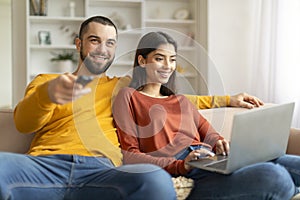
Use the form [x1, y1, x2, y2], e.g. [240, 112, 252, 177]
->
[1, 107, 300, 200]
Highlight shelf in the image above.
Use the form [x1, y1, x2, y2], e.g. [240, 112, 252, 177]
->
[178, 46, 195, 51]
[29, 16, 85, 23]
[145, 19, 195, 24]
[118, 29, 142, 35]
[89, 0, 142, 7]
[30, 45, 77, 50]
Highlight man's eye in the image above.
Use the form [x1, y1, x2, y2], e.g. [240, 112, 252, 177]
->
[90, 39, 99, 44]
[155, 57, 163, 61]
[106, 41, 115, 47]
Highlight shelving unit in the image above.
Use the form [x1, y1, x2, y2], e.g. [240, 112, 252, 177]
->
[12, 0, 208, 105]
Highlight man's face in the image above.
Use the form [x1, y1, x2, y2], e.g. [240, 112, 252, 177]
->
[78, 22, 117, 75]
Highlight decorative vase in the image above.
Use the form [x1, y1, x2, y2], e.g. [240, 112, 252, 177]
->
[54, 60, 74, 73]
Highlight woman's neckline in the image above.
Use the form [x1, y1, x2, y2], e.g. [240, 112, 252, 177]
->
[138, 91, 170, 99]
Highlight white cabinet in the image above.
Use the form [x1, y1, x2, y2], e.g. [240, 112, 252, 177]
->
[12, 0, 207, 105]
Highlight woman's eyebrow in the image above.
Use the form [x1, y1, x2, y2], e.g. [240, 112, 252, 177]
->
[154, 53, 176, 57]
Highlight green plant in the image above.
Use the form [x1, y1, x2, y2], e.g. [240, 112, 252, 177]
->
[50, 51, 76, 63]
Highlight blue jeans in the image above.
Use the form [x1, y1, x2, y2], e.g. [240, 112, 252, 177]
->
[181, 152, 300, 200]
[0, 152, 176, 200]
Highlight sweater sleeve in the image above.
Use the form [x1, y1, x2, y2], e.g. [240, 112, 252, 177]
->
[14, 75, 57, 133]
[184, 95, 231, 109]
[113, 88, 189, 176]
[195, 108, 224, 150]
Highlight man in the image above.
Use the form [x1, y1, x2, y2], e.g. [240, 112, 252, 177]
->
[0, 16, 262, 200]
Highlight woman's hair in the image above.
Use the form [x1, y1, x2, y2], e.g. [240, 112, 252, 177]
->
[129, 31, 178, 96]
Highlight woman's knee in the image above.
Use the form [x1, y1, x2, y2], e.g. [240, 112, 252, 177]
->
[251, 162, 296, 198]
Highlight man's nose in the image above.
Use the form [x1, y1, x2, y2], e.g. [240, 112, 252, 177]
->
[96, 42, 107, 52]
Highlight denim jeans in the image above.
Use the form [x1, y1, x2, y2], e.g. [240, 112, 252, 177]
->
[178, 148, 300, 200]
[0, 152, 176, 200]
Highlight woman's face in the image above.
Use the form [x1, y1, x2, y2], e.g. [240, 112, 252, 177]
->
[139, 43, 176, 85]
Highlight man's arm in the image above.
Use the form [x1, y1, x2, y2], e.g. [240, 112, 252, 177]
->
[14, 75, 57, 133]
[117, 75, 264, 109]
[14, 73, 91, 133]
[184, 93, 264, 110]
[229, 93, 264, 108]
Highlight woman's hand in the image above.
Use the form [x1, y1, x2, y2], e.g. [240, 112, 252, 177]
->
[215, 139, 230, 156]
[184, 148, 215, 170]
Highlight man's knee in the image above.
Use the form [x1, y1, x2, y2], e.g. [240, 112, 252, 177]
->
[119, 164, 176, 200]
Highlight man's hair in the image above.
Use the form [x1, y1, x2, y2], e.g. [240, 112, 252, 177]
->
[79, 16, 118, 39]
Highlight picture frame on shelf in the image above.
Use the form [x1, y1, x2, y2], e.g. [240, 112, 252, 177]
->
[38, 31, 51, 45]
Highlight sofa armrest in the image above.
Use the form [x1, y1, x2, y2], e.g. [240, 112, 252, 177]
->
[0, 109, 34, 153]
[287, 128, 300, 155]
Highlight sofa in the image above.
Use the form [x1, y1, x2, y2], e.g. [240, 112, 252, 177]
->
[1, 107, 300, 199]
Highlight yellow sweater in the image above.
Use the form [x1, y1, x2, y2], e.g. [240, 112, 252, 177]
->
[14, 74, 230, 166]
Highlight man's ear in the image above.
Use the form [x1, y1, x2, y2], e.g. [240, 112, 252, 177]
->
[75, 37, 81, 52]
[138, 55, 146, 67]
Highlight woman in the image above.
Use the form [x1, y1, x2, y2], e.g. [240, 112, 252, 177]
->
[113, 31, 300, 199]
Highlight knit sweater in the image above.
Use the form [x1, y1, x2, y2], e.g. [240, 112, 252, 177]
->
[113, 87, 223, 175]
[14, 74, 125, 166]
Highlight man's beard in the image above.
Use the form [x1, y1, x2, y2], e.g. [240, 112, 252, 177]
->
[80, 49, 114, 75]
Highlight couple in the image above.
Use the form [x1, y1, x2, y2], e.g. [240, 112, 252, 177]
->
[0, 15, 298, 199]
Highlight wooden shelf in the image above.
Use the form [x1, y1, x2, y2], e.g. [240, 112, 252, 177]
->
[30, 45, 76, 50]
[145, 19, 195, 24]
[29, 16, 85, 23]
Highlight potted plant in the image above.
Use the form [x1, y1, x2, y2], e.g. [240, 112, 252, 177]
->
[50, 50, 77, 72]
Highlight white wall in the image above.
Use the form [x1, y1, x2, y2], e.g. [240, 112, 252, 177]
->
[0, 0, 12, 108]
[207, 0, 256, 95]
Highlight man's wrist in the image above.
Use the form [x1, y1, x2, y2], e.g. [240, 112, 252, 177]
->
[212, 95, 230, 107]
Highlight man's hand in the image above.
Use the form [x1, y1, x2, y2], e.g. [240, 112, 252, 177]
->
[230, 93, 264, 109]
[48, 73, 91, 105]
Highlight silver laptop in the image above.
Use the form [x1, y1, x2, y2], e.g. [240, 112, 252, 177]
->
[188, 102, 295, 174]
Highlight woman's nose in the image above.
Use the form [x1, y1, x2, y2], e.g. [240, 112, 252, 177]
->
[163, 60, 173, 69]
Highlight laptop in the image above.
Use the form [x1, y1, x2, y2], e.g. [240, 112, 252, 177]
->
[187, 102, 295, 174]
